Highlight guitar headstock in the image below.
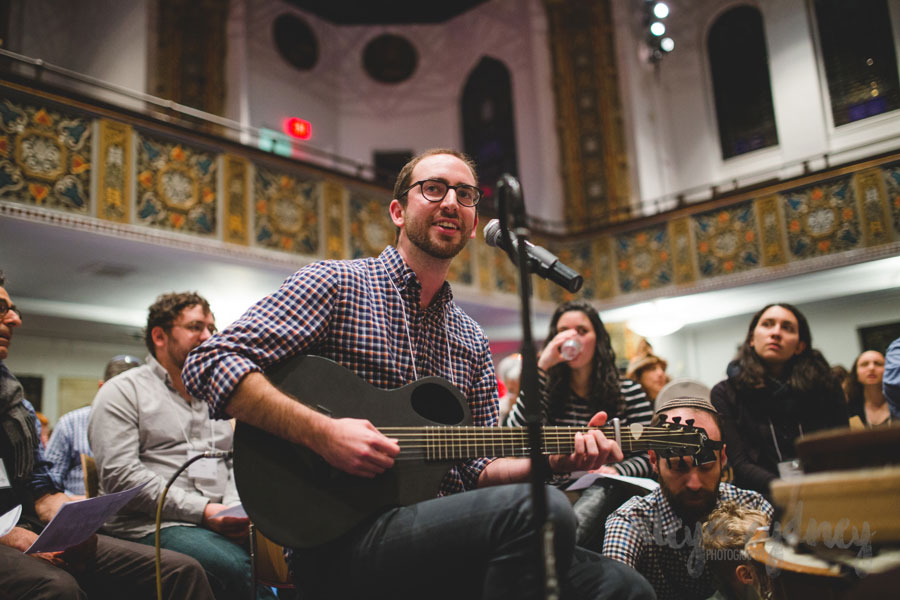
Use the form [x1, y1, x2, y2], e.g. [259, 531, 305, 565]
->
[655, 414, 724, 464]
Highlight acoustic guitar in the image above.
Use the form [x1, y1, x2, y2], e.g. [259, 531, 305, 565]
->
[234, 355, 713, 549]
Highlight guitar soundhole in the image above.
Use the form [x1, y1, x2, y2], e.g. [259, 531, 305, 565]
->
[410, 382, 465, 425]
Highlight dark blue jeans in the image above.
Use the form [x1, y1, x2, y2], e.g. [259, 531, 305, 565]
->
[134, 526, 276, 600]
[290, 483, 655, 600]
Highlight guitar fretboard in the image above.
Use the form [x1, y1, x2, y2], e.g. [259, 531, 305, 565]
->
[378, 425, 701, 461]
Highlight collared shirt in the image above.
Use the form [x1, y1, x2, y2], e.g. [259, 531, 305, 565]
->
[88, 355, 239, 539]
[603, 482, 773, 600]
[45, 405, 91, 495]
[183, 246, 498, 495]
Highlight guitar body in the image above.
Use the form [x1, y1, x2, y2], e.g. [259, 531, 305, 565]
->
[234, 355, 472, 549]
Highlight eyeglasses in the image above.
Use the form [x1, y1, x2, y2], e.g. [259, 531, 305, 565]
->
[0, 299, 21, 323]
[401, 179, 482, 207]
[173, 321, 217, 335]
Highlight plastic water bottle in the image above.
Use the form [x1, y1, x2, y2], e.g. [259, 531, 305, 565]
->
[560, 338, 583, 361]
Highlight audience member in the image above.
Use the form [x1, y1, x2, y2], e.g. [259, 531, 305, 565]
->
[495, 352, 522, 424]
[0, 272, 214, 599]
[183, 149, 653, 600]
[507, 300, 653, 477]
[884, 336, 900, 417]
[89, 292, 270, 600]
[701, 501, 772, 600]
[710, 303, 847, 498]
[626, 351, 669, 409]
[846, 350, 891, 427]
[45, 354, 142, 497]
[505, 300, 654, 552]
[603, 395, 773, 600]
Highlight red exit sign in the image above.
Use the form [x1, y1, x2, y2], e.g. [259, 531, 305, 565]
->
[283, 117, 311, 140]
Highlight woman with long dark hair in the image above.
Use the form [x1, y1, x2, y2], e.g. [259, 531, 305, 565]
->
[506, 300, 652, 477]
[847, 350, 891, 426]
[710, 303, 847, 496]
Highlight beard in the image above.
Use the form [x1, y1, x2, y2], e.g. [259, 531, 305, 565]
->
[660, 475, 721, 525]
[404, 212, 470, 260]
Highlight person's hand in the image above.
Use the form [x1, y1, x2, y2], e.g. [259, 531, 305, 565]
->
[32, 534, 98, 573]
[537, 329, 580, 371]
[548, 412, 623, 473]
[589, 466, 619, 475]
[203, 503, 249, 541]
[311, 417, 400, 478]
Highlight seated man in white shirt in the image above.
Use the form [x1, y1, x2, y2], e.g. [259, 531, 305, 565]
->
[89, 292, 273, 600]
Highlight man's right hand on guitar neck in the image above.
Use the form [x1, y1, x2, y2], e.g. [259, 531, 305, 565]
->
[310, 417, 400, 478]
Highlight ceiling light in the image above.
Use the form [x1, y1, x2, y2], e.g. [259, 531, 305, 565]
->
[650, 21, 666, 37]
[660, 37, 675, 52]
[653, 2, 670, 19]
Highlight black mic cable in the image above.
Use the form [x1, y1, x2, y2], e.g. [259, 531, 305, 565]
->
[155, 450, 234, 600]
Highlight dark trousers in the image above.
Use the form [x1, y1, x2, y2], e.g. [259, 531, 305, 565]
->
[0, 533, 214, 599]
[290, 483, 656, 600]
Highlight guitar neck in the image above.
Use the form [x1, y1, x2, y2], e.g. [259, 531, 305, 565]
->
[382, 425, 700, 461]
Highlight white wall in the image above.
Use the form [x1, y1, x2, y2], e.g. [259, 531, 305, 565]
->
[617, 0, 900, 208]
[3, 335, 147, 427]
[232, 0, 565, 221]
[645, 290, 900, 389]
[15, 0, 149, 102]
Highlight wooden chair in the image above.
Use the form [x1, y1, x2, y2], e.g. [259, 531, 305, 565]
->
[80, 453, 98, 498]
[249, 523, 296, 598]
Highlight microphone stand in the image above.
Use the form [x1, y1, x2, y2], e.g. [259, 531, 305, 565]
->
[155, 451, 233, 600]
[496, 174, 558, 600]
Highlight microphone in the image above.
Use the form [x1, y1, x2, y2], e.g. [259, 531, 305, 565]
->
[484, 219, 584, 293]
[201, 450, 234, 459]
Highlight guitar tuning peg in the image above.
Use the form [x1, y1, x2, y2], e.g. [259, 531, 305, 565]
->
[671, 416, 682, 425]
[685, 419, 695, 428]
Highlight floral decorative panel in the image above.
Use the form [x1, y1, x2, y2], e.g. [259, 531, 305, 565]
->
[615, 225, 672, 293]
[886, 161, 900, 236]
[136, 134, 217, 235]
[693, 202, 760, 278]
[853, 169, 891, 247]
[782, 176, 862, 260]
[323, 181, 346, 259]
[254, 166, 320, 254]
[97, 120, 131, 223]
[0, 98, 91, 213]
[590, 236, 615, 299]
[222, 155, 249, 245]
[754, 195, 787, 266]
[668, 218, 696, 284]
[349, 191, 393, 258]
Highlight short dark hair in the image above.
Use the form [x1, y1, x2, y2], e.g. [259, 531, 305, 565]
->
[144, 292, 211, 357]
[0, 271, 6, 287]
[392, 148, 479, 207]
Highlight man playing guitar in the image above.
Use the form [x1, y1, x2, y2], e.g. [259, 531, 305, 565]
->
[183, 149, 655, 600]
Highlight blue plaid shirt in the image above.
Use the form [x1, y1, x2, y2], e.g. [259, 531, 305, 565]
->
[44, 405, 92, 495]
[183, 246, 498, 495]
[603, 482, 773, 600]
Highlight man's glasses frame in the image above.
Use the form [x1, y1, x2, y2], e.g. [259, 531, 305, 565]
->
[0, 300, 21, 323]
[401, 179, 483, 207]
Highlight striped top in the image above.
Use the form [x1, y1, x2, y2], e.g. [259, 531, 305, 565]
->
[183, 246, 498, 496]
[506, 371, 653, 477]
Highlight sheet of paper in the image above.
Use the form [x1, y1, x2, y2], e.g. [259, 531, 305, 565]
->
[0, 505, 21, 537]
[565, 472, 659, 493]
[26, 481, 149, 554]
[207, 503, 247, 520]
